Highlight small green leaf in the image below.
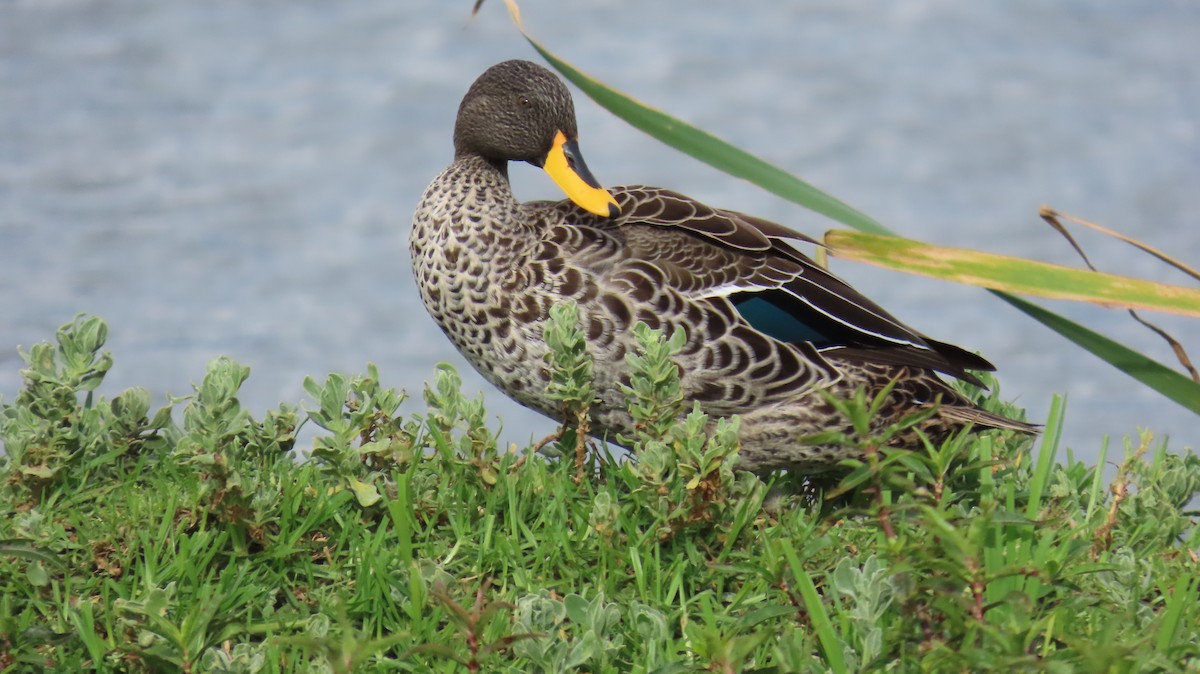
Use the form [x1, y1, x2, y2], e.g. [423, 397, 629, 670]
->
[564, 594, 589, 625]
[347, 477, 381, 507]
[26, 561, 49, 587]
[112, 387, 151, 423]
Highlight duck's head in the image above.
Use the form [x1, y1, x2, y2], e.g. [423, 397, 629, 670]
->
[453, 60, 619, 218]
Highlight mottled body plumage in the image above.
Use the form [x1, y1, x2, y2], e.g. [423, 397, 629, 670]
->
[411, 60, 1034, 474]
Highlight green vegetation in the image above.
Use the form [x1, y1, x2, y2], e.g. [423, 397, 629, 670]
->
[2, 314, 1198, 673]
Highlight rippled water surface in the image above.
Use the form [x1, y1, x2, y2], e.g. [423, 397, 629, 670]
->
[2, 0, 1197, 462]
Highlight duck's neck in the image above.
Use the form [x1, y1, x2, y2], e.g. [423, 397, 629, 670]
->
[453, 151, 509, 181]
[412, 153, 535, 267]
[441, 153, 511, 196]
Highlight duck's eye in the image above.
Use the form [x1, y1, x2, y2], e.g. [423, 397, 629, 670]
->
[518, 95, 532, 109]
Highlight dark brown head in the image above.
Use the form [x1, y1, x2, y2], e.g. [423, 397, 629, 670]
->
[453, 60, 576, 162]
[452, 60, 618, 217]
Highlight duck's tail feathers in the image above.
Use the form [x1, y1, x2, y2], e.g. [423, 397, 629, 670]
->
[940, 405, 1041, 435]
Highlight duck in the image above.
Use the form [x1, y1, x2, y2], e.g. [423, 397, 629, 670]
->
[410, 59, 1035, 475]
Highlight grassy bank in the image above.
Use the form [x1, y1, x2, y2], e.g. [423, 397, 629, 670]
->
[2, 315, 1198, 673]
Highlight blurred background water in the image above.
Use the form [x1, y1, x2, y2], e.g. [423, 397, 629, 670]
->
[2, 0, 1197, 464]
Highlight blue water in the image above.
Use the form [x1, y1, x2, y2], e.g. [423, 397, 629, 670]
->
[2, 0, 1197, 464]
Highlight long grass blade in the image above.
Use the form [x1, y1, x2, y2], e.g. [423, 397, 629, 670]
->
[1156, 575, 1198, 653]
[782, 546, 848, 674]
[1026, 396, 1065, 519]
[501, 0, 886, 235]
[825, 230, 1200, 318]
[998, 294, 1200, 414]
[1085, 437, 1110, 520]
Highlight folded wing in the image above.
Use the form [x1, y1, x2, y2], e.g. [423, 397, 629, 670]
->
[559, 186, 994, 386]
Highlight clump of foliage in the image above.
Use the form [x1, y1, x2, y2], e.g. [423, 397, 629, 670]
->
[1, 314, 1198, 672]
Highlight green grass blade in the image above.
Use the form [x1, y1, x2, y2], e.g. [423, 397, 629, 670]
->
[998, 294, 1200, 415]
[388, 471, 414, 566]
[0, 539, 63, 568]
[1085, 437, 1110, 520]
[1156, 575, 1198, 653]
[503, 0, 886, 235]
[826, 230, 1200, 317]
[782, 547, 847, 674]
[1026, 396, 1065, 519]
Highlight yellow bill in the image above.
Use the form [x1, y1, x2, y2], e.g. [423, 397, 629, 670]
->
[543, 130, 619, 218]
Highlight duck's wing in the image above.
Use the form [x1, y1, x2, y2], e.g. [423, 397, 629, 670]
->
[550, 186, 994, 386]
